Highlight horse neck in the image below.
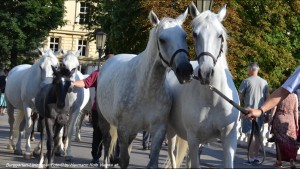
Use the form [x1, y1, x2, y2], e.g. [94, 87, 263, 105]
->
[29, 62, 44, 88]
[135, 29, 166, 91]
[211, 53, 229, 87]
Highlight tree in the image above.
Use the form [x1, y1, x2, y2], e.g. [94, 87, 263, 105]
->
[213, 0, 300, 89]
[0, 0, 65, 68]
[84, 0, 192, 55]
[85, 0, 300, 89]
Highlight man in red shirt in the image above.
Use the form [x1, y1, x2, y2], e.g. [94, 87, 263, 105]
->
[72, 70, 101, 164]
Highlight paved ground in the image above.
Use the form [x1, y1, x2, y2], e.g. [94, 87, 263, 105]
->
[0, 113, 298, 168]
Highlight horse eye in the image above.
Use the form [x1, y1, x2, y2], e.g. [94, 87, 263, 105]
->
[218, 34, 223, 38]
[193, 32, 197, 38]
[159, 38, 166, 44]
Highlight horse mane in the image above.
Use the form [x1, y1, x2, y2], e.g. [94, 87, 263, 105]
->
[192, 11, 229, 68]
[144, 17, 178, 57]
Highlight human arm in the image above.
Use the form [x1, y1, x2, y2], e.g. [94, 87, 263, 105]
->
[72, 80, 85, 88]
[246, 87, 290, 120]
[294, 95, 299, 130]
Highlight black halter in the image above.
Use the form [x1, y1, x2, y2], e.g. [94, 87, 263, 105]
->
[196, 34, 224, 66]
[157, 41, 189, 68]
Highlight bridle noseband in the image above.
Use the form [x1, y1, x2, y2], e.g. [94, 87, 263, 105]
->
[196, 34, 224, 66]
[157, 41, 189, 68]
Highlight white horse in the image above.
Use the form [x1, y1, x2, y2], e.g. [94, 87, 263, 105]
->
[59, 49, 90, 161]
[75, 66, 97, 142]
[5, 49, 60, 158]
[166, 3, 240, 168]
[97, 10, 194, 168]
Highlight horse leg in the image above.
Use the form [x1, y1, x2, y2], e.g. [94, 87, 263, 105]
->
[54, 128, 65, 156]
[6, 101, 15, 150]
[38, 117, 45, 169]
[75, 110, 85, 142]
[31, 112, 38, 141]
[65, 108, 80, 161]
[33, 118, 43, 157]
[148, 125, 166, 168]
[52, 123, 64, 167]
[220, 124, 237, 168]
[14, 117, 26, 155]
[45, 118, 54, 169]
[166, 128, 177, 168]
[187, 133, 200, 168]
[24, 106, 33, 159]
[99, 114, 111, 168]
[117, 126, 131, 168]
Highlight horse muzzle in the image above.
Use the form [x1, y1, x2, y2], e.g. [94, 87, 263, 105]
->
[198, 67, 214, 85]
[56, 102, 65, 109]
[174, 61, 193, 84]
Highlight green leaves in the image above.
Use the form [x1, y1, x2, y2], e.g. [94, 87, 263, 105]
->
[0, 0, 65, 68]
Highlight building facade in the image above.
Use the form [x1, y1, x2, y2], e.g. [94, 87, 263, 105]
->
[42, 0, 99, 67]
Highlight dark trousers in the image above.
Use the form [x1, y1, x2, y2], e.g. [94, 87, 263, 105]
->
[91, 109, 103, 159]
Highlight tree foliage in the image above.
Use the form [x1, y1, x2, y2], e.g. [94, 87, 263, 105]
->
[0, 0, 65, 68]
[85, 0, 300, 89]
[214, 0, 300, 89]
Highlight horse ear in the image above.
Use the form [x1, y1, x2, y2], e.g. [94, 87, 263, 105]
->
[54, 48, 63, 56]
[149, 10, 160, 26]
[189, 2, 200, 19]
[75, 48, 82, 57]
[217, 4, 227, 22]
[38, 49, 43, 57]
[176, 8, 188, 25]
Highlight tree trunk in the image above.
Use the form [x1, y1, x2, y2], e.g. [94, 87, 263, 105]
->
[10, 50, 18, 69]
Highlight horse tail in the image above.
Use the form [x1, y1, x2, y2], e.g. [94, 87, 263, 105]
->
[108, 125, 118, 158]
[13, 110, 24, 138]
[175, 136, 189, 168]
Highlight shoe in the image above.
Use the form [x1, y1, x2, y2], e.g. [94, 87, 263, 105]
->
[273, 161, 282, 167]
[243, 160, 254, 165]
[90, 158, 100, 165]
[143, 146, 147, 150]
[252, 159, 260, 165]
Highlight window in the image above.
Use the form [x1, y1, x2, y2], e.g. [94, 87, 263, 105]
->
[78, 39, 87, 56]
[49, 37, 60, 52]
[79, 2, 89, 24]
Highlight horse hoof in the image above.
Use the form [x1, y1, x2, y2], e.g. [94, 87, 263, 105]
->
[14, 149, 23, 155]
[65, 156, 73, 162]
[32, 150, 40, 158]
[7, 144, 15, 150]
[55, 150, 65, 157]
[74, 137, 81, 142]
[24, 152, 32, 159]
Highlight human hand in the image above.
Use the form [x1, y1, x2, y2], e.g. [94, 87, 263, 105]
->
[245, 108, 263, 120]
[68, 82, 74, 93]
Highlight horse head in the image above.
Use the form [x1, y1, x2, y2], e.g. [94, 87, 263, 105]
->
[60, 49, 81, 78]
[51, 65, 72, 109]
[149, 10, 193, 84]
[38, 49, 61, 82]
[189, 2, 227, 85]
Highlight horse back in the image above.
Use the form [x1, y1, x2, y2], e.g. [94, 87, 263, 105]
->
[5, 64, 32, 109]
